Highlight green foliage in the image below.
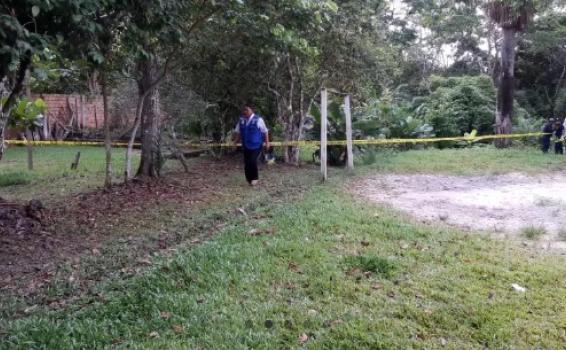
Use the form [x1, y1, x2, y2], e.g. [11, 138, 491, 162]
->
[415, 75, 496, 137]
[309, 100, 349, 165]
[513, 113, 544, 133]
[0, 0, 104, 74]
[29, 48, 90, 94]
[517, 13, 566, 118]
[308, 94, 435, 165]
[554, 88, 566, 118]
[8, 98, 46, 130]
[355, 99, 434, 140]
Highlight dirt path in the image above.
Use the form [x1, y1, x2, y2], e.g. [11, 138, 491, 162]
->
[353, 172, 566, 252]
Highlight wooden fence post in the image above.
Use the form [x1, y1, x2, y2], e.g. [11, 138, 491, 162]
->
[344, 95, 354, 171]
[321, 88, 328, 182]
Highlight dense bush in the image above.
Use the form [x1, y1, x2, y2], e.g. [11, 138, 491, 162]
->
[354, 98, 434, 140]
[414, 75, 496, 137]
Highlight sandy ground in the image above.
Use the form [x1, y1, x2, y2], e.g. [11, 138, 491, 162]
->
[353, 172, 566, 251]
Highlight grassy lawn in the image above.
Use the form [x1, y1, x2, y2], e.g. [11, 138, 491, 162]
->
[1, 146, 565, 349]
[361, 146, 566, 175]
[0, 146, 140, 202]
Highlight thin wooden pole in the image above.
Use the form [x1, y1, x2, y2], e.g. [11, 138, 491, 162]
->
[321, 88, 328, 182]
[344, 95, 354, 171]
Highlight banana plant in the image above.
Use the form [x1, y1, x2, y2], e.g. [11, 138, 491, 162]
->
[7, 98, 46, 170]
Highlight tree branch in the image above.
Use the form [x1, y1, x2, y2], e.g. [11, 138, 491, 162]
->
[2, 51, 32, 114]
[185, 7, 221, 37]
[554, 65, 566, 101]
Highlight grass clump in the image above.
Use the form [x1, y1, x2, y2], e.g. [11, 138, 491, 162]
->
[521, 226, 547, 240]
[343, 255, 398, 279]
[0, 171, 33, 187]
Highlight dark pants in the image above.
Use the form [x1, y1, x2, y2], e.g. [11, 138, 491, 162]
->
[555, 142, 564, 155]
[243, 148, 261, 183]
[542, 136, 551, 153]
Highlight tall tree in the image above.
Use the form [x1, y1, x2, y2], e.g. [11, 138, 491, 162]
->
[486, 0, 534, 147]
[122, 0, 223, 178]
[516, 11, 566, 117]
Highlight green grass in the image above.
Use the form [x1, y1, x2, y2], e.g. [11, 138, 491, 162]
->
[521, 226, 547, 240]
[0, 146, 140, 202]
[360, 146, 566, 175]
[2, 184, 565, 349]
[2, 145, 566, 349]
[0, 171, 34, 187]
[342, 255, 398, 279]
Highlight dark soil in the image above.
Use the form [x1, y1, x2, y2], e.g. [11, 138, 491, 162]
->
[0, 157, 314, 300]
[0, 158, 242, 296]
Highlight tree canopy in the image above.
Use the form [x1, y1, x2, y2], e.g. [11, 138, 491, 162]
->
[2, 0, 565, 166]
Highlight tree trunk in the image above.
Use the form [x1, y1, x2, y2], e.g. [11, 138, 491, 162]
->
[0, 53, 32, 160]
[124, 100, 142, 181]
[101, 73, 113, 188]
[495, 27, 516, 148]
[283, 124, 293, 164]
[25, 128, 33, 170]
[136, 58, 162, 178]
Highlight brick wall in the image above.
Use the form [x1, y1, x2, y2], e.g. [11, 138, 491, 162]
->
[32, 93, 105, 130]
[6, 93, 139, 140]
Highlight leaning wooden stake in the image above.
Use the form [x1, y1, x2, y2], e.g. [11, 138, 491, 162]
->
[321, 88, 328, 182]
[344, 95, 354, 171]
[71, 151, 81, 170]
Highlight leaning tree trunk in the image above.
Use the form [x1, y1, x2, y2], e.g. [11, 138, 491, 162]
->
[101, 73, 113, 188]
[136, 58, 162, 178]
[494, 27, 516, 148]
[0, 53, 32, 160]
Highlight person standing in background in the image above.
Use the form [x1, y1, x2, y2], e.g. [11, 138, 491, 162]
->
[554, 119, 564, 155]
[233, 104, 270, 186]
[541, 118, 554, 153]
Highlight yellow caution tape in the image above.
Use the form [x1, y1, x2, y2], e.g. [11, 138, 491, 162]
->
[185, 132, 549, 148]
[5, 140, 137, 147]
[5, 132, 549, 148]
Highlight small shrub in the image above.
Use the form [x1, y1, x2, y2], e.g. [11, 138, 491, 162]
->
[558, 229, 566, 241]
[521, 226, 547, 240]
[343, 255, 398, 279]
[359, 148, 378, 165]
[0, 171, 33, 187]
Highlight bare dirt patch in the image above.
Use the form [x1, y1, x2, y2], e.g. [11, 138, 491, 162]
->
[353, 172, 566, 251]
